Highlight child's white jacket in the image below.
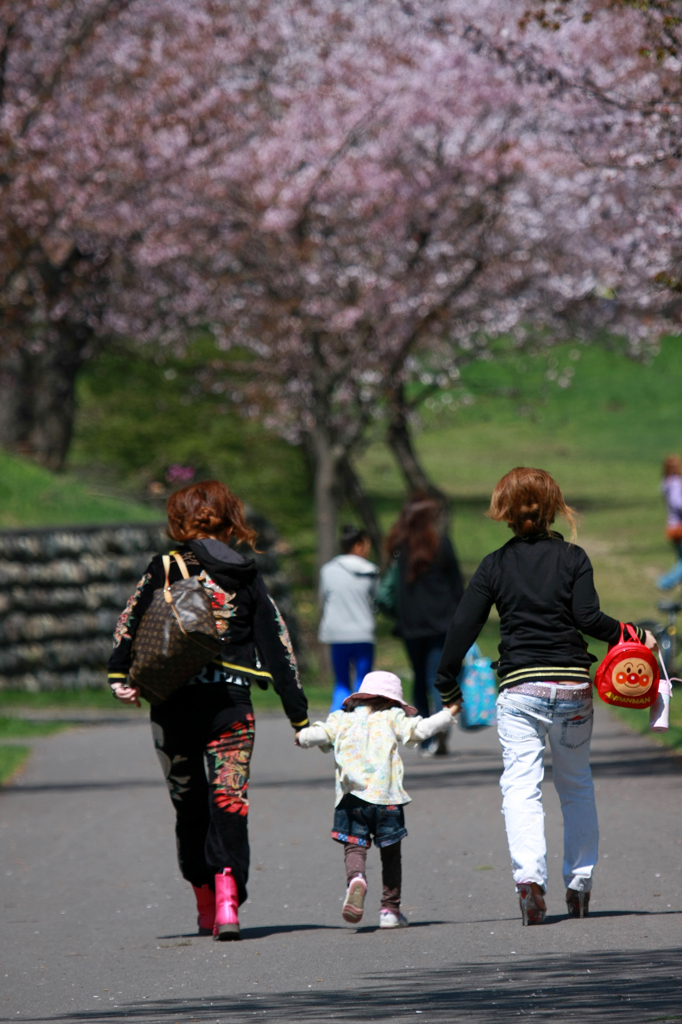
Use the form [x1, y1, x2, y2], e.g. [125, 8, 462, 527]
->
[297, 705, 453, 806]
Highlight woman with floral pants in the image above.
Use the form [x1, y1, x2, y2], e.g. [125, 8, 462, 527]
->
[108, 481, 309, 940]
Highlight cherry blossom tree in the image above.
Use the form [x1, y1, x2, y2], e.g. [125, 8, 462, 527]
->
[0, 0, 259, 467]
[177, 1, 677, 565]
[1, 0, 679, 564]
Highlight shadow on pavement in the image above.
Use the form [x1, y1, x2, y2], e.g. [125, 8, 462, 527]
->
[5, 741, 679, 798]
[1, 779, 165, 793]
[241, 923, 346, 939]
[355, 919, 448, 933]
[25, 947, 682, 1023]
[157, 923, 346, 941]
[252, 741, 682, 795]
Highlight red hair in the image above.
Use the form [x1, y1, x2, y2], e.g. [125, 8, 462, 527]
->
[166, 480, 258, 549]
[487, 467, 576, 540]
[386, 493, 441, 583]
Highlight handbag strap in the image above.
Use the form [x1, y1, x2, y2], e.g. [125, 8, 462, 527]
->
[159, 554, 218, 656]
[162, 552, 191, 604]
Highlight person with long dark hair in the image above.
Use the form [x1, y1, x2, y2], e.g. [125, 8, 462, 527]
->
[108, 481, 308, 940]
[385, 494, 464, 752]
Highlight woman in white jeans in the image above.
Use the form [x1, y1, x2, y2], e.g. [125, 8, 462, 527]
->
[434, 467, 656, 925]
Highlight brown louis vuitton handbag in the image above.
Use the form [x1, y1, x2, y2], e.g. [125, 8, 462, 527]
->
[129, 552, 222, 704]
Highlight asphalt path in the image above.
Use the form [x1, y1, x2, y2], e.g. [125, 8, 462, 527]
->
[1, 702, 682, 1023]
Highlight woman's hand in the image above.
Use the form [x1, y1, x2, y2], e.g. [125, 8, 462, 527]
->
[112, 683, 141, 707]
[644, 630, 658, 652]
[445, 700, 462, 716]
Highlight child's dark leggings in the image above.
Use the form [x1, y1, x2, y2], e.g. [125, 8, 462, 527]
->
[344, 842, 401, 914]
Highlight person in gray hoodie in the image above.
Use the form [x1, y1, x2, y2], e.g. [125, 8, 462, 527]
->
[318, 525, 380, 711]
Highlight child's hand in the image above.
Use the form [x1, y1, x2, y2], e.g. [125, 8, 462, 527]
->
[294, 731, 301, 746]
[445, 701, 461, 717]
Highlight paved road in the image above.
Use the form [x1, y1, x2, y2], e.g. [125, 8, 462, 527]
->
[1, 703, 682, 1023]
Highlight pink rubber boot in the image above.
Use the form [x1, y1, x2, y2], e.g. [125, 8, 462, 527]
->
[192, 884, 215, 936]
[213, 868, 240, 941]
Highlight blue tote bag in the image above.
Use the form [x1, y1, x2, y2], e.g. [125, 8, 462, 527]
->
[458, 643, 497, 730]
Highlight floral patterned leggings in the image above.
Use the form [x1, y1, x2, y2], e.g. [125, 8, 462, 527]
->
[150, 685, 255, 906]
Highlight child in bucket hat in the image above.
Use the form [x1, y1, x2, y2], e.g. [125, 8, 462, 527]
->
[296, 670, 460, 928]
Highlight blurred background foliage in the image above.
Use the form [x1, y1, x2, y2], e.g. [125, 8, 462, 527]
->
[1, 336, 681, 740]
[69, 338, 682, 709]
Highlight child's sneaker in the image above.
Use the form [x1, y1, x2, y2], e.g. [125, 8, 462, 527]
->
[342, 875, 367, 923]
[379, 909, 408, 928]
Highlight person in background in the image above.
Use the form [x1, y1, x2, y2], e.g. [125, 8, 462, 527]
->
[109, 480, 308, 941]
[435, 467, 656, 925]
[385, 494, 464, 754]
[657, 454, 682, 590]
[296, 671, 460, 928]
[318, 525, 379, 712]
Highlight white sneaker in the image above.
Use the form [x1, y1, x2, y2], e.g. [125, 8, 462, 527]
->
[379, 909, 408, 928]
[342, 876, 367, 923]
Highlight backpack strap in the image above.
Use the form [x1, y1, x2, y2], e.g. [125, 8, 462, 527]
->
[622, 622, 639, 643]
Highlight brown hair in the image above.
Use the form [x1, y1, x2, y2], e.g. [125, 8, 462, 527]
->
[663, 455, 682, 478]
[343, 695, 403, 714]
[487, 467, 577, 541]
[386, 492, 441, 583]
[166, 480, 258, 549]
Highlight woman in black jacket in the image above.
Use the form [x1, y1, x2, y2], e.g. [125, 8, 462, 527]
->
[435, 467, 655, 926]
[109, 480, 308, 940]
[386, 494, 464, 752]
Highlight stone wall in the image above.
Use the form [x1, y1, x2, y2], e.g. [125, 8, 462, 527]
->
[0, 515, 299, 691]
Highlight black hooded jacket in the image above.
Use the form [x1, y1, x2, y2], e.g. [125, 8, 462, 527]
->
[435, 532, 644, 705]
[107, 538, 309, 728]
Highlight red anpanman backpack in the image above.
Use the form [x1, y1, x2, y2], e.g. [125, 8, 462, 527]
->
[595, 623, 659, 709]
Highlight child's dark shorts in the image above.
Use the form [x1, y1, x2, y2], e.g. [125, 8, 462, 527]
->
[331, 793, 407, 848]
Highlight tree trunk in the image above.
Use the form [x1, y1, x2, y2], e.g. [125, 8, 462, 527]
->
[339, 455, 385, 566]
[387, 383, 450, 529]
[0, 322, 89, 471]
[309, 422, 343, 575]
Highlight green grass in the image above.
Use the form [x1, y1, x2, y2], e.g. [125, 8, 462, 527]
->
[359, 339, 682, 626]
[70, 337, 312, 541]
[0, 719, 67, 788]
[0, 745, 31, 785]
[7, 335, 682, 754]
[0, 684, 334, 719]
[0, 449, 158, 530]
[355, 337, 682, 745]
[0, 717, 66, 738]
[0, 689, 121, 710]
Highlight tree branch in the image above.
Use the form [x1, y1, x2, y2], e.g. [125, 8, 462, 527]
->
[19, 0, 135, 139]
[0, 19, 15, 116]
[338, 455, 385, 565]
